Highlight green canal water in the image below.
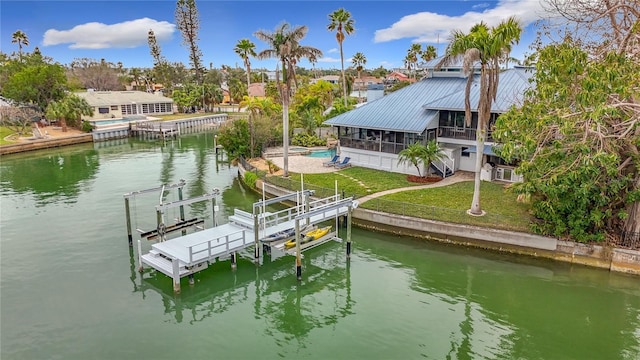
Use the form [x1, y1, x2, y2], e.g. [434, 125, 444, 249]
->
[1, 133, 639, 359]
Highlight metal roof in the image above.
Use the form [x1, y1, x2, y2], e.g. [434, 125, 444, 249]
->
[324, 68, 533, 133]
[324, 77, 466, 133]
[75, 91, 174, 107]
[423, 67, 534, 112]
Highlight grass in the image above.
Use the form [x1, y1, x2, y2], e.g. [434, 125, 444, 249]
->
[264, 166, 423, 198]
[0, 127, 19, 145]
[361, 181, 533, 232]
[261, 165, 534, 232]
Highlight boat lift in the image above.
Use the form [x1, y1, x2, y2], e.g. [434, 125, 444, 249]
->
[132, 182, 356, 293]
[123, 180, 219, 246]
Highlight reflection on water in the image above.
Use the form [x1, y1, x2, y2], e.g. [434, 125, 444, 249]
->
[1, 132, 639, 359]
[132, 243, 355, 344]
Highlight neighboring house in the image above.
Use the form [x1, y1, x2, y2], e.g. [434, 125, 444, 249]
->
[323, 59, 534, 183]
[248, 83, 266, 98]
[384, 71, 414, 87]
[311, 75, 340, 85]
[75, 90, 174, 121]
[353, 76, 383, 91]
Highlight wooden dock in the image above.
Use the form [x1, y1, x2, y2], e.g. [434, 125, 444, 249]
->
[131, 123, 179, 140]
[138, 192, 356, 292]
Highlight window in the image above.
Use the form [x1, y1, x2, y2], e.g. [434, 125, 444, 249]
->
[461, 147, 470, 157]
[98, 107, 109, 114]
[110, 105, 118, 110]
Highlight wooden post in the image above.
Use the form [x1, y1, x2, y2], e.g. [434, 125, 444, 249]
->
[253, 213, 260, 262]
[125, 197, 133, 246]
[172, 258, 181, 294]
[295, 220, 302, 281]
[188, 274, 194, 286]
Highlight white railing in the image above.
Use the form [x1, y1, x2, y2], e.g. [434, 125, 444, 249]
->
[187, 229, 249, 264]
[432, 155, 455, 177]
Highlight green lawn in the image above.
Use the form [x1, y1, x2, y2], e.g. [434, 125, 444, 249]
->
[0, 127, 19, 145]
[262, 166, 534, 232]
[361, 181, 533, 232]
[264, 166, 423, 198]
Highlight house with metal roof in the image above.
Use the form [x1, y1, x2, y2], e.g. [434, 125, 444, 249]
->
[75, 90, 174, 121]
[324, 63, 534, 182]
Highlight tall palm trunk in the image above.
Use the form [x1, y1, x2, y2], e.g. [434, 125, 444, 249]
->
[282, 86, 290, 177]
[469, 66, 492, 216]
[469, 119, 484, 215]
[340, 44, 347, 107]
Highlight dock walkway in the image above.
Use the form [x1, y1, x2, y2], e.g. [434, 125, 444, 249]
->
[139, 192, 356, 292]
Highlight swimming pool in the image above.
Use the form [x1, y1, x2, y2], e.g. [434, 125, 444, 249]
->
[306, 149, 336, 158]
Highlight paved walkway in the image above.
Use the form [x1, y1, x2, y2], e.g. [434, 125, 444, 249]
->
[356, 171, 474, 204]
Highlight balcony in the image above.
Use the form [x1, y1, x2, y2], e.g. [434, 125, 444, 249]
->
[438, 127, 494, 142]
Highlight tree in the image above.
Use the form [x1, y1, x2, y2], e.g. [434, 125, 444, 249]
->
[1, 56, 67, 110]
[45, 94, 93, 131]
[327, 8, 355, 107]
[543, 0, 639, 58]
[254, 22, 322, 177]
[68, 58, 122, 91]
[397, 142, 429, 177]
[351, 52, 366, 97]
[407, 43, 422, 79]
[175, 0, 204, 83]
[0, 105, 39, 135]
[422, 45, 437, 62]
[217, 118, 250, 159]
[493, 12, 640, 243]
[129, 67, 143, 90]
[11, 30, 29, 58]
[437, 17, 522, 216]
[234, 39, 257, 94]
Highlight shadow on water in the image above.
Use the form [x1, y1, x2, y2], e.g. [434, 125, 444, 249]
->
[129, 242, 355, 343]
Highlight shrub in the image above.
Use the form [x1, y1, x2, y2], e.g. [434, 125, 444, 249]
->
[81, 121, 93, 132]
[291, 133, 325, 147]
[244, 171, 258, 189]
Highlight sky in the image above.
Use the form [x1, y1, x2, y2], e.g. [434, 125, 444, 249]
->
[1, 0, 551, 71]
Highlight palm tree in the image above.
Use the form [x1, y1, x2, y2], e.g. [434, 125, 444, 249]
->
[422, 45, 438, 62]
[437, 17, 522, 216]
[351, 52, 366, 99]
[423, 140, 447, 176]
[234, 39, 257, 96]
[11, 30, 29, 58]
[327, 8, 355, 107]
[397, 142, 429, 177]
[129, 68, 142, 90]
[407, 43, 422, 78]
[254, 22, 322, 177]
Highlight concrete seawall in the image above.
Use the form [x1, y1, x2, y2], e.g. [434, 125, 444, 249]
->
[246, 171, 640, 276]
[0, 134, 93, 155]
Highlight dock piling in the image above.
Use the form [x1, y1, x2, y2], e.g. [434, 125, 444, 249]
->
[295, 220, 302, 280]
[231, 252, 237, 270]
[346, 207, 352, 259]
[125, 198, 133, 246]
[172, 258, 181, 293]
[137, 240, 144, 272]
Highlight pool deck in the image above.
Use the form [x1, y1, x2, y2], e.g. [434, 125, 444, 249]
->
[268, 156, 339, 173]
[263, 146, 334, 158]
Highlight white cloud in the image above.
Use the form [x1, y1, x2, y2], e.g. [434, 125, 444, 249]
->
[327, 48, 339, 53]
[374, 0, 545, 43]
[43, 18, 175, 49]
[472, 3, 491, 9]
[318, 56, 341, 63]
